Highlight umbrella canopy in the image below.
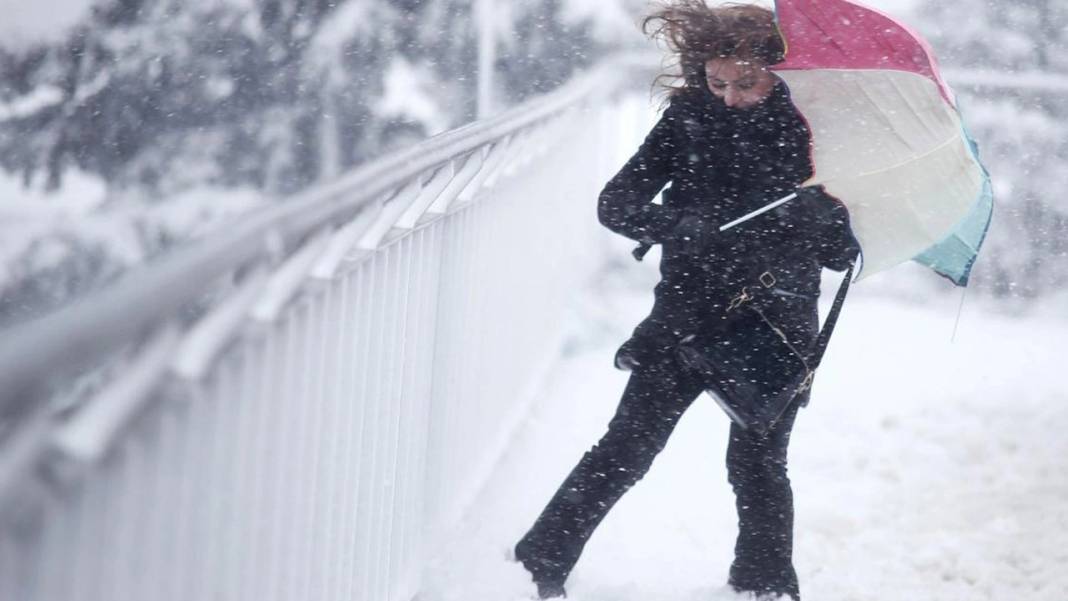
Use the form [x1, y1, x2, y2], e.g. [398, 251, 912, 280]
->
[771, 0, 993, 285]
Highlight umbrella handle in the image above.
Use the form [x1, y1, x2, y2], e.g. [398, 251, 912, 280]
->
[719, 190, 800, 232]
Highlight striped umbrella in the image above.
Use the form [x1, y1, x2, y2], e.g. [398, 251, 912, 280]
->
[734, 0, 993, 285]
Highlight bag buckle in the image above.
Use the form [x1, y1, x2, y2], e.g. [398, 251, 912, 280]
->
[759, 271, 777, 288]
[797, 370, 815, 393]
[727, 287, 754, 312]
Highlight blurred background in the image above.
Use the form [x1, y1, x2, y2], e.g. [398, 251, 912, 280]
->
[0, 0, 1064, 327]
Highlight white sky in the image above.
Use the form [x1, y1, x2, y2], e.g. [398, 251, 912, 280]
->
[857, 0, 919, 10]
[0, 0, 921, 52]
[0, 0, 96, 50]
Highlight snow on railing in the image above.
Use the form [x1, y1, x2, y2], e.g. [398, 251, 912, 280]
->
[0, 59, 638, 601]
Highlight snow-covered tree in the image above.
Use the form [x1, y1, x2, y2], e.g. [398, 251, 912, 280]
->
[1, 0, 314, 194]
[0, 0, 599, 199]
[922, 0, 1065, 73]
[497, 0, 595, 105]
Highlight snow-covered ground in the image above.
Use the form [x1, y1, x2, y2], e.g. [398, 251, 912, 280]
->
[421, 266, 1068, 601]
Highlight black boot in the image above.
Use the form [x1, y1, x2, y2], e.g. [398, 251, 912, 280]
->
[514, 539, 567, 599]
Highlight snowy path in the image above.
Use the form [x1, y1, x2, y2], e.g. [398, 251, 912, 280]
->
[422, 278, 1068, 601]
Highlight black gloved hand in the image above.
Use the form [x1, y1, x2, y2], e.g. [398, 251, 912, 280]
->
[776, 186, 859, 271]
[671, 213, 715, 255]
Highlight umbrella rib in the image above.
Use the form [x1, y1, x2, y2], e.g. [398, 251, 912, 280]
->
[795, 5, 853, 58]
[854, 82, 918, 153]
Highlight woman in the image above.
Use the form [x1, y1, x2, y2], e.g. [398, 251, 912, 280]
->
[514, 3, 859, 600]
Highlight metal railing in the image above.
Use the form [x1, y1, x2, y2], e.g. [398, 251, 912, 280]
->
[0, 59, 637, 601]
[942, 68, 1068, 94]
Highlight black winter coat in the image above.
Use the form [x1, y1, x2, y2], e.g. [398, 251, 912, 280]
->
[599, 80, 859, 384]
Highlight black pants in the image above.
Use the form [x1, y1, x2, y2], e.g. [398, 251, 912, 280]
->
[515, 371, 802, 600]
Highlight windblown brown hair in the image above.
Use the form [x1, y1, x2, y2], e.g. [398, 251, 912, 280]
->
[642, 1, 785, 98]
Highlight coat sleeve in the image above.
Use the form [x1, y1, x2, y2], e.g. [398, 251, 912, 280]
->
[596, 101, 681, 244]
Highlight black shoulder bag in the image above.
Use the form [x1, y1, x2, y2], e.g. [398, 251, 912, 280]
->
[675, 262, 855, 436]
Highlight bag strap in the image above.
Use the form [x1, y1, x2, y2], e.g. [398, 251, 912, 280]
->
[808, 260, 855, 370]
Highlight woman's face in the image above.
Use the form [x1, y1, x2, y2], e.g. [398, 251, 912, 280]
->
[704, 58, 778, 109]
